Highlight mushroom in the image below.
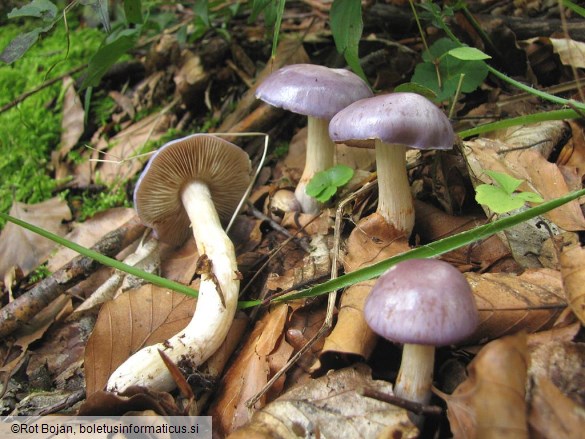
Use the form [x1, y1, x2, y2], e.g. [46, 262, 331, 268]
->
[255, 64, 373, 214]
[364, 258, 478, 410]
[329, 92, 454, 237]
[107, 134, 251, 392]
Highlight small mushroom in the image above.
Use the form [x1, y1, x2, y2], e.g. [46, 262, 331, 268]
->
[107, 134, 251, 392]
[256, 64, 373, 214]
[329, 92, 454, 237]
[364, 259, 478, 414]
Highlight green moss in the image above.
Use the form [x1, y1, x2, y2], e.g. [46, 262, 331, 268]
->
[0, 22, 103, 222]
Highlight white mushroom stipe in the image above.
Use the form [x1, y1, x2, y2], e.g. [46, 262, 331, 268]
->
[107, 182, 239, 392]
[294, 116, 335, 214]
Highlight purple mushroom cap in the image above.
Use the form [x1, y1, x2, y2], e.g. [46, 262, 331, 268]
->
[364, 259, 478, 346]
[329, 92, 455, 150]
[255, 64, 373, 120]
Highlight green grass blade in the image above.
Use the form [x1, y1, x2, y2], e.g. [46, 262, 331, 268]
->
[0, 212, 199, 298]
[458, 109, 581, 139]
[239, 188, 585, 308]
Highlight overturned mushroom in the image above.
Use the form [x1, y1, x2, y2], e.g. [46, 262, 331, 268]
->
[107, 134, 251, 392]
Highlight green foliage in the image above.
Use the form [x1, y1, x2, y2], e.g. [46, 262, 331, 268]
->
[76, 185, 131, 221]
[28, 263, 51, 283]
[249, 0, 285, 56]
[562, 0, 585, 18]
[410, 37, 489, 102]
[475, 170, 544, 214]
[306, 164, 354, 202]
[330, 0, 366, 81]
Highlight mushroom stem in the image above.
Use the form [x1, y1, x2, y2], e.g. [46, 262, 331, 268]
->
[374, 141, 414, 236]
[294, 116, 335, 215]
[393, 343, 435, 405]
[107, 180, 238, 392]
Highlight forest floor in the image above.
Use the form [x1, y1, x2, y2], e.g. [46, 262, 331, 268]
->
[1, 1, 584, 438]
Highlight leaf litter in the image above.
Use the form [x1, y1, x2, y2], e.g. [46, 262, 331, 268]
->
[1, 2, 585, 438]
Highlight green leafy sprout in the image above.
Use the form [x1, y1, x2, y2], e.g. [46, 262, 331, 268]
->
[475, 170, 544, 214]
[306, 164, 354, 203]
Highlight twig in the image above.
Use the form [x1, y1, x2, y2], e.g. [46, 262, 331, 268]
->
[0, 215, 146, 338]
[360, 387, 444, 417]
[0, 65, 86, 115]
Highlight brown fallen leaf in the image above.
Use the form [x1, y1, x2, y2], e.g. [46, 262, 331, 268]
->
[0, 197, 71, 279]
[528, 341, 585, 407]
[228, 364, 417, 439]
[528, 376, 585, 439]
[47, 207, 136, 272]
[208, 304, 291, 436]
[84, 284, 196, 396]
[468, 268, 567, 342]
[559, 243, 585, 325]
[440, 332, 529, 439]
[53, 76, 85, 181]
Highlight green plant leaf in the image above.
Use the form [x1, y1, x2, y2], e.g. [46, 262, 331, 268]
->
[0, 26, 50, 64]
[563, 0, 585, 18]
[475, 171, 544, 214]
[484, 169, 523, 195]
[8, 0, 57, 20]
[124, 0, 144, 25]
[393, 82, 437, 100]
[80, 29, 139, 89]
[330, 0, 367, 81]
[475, 185, 526, 213]
[448, 46, 491, 61]
[240, 187, 585, 308]
[412, 37, 488, 101]
[306, 164, 354, 202]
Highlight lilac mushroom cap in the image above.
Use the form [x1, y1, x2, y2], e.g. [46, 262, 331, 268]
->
[134, 134, 251, 247]
[255, 64, 373, 214]
[328, 93, 455, 235]
[364, 258, 478, 346]
[364, 258, 478, 413]
[255, 64, 373, 119]
[329, 92, 455, 150]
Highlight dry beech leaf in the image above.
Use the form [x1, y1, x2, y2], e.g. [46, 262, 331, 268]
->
[468, 268, 566, 343]
[228, 364, 417, 439]
[208, 304, 290, 437]
[53, 76, 85, 180]
[93, 112, 173, 185]
[559, 243, 585, 325]
[0, 197, 72, 279]
[440, 332, 529, 439]
[528, 341, 585, 407]
[48, 207, 136, 272]
[549, 37, 585, 69]
[84, 284, 196, 396]
[528, 376, 585, 439]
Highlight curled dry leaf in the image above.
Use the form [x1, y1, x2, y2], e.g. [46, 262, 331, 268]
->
[559, 243, 585, 325]
[440, 332, 529, 439]
[84, 284, 196, 396]
[0, 197, 72, 279]
[228, 364, 417, 439]
[317, 213, 410, 369]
